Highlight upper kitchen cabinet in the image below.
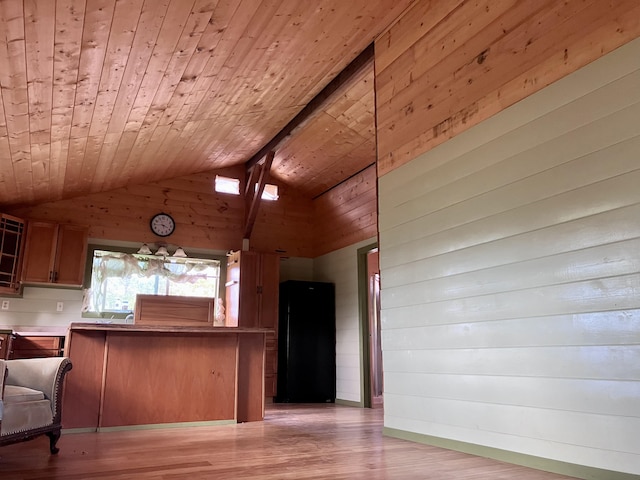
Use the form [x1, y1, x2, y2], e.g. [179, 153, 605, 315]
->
[225, 250, 280, 328]
[0, 214, 26, 295]
[21, 222, 89, 287]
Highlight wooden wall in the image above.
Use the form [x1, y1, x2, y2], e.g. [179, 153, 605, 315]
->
[7, 165, 318, 258]
[6, 160, 374, 259]
[7, 165, 245, 251]
[375, 0, 640, 176]
[375, 2, 640, 474]
[251, 182, 315, 257]
[312, 164, 377, 258]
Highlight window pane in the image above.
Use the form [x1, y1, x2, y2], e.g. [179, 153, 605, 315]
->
[88, 250, 220, 314]
[254, 183, 279, 201]
[214, 175, 240, 195]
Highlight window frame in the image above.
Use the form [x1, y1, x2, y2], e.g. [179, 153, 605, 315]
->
[82, 243, 227, 319]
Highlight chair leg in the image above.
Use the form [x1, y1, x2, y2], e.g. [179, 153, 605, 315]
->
[46, 429, 61, 454]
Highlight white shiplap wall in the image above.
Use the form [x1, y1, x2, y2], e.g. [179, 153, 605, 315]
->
[314, 237, 376, 404]
[378, 38, 640, 475]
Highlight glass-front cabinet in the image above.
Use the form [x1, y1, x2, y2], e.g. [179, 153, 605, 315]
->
[0, 214, 26, 295]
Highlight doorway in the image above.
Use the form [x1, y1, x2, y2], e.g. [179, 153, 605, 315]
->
[358, 243, 383, 408]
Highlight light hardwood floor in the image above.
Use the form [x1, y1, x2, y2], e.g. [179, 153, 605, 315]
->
[0, 404, 575, 479]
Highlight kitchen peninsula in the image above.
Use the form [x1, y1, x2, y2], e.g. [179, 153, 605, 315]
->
[63, 323, 267, 431]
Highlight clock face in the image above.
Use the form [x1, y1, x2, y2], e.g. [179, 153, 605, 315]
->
[150, 213, 175, 237]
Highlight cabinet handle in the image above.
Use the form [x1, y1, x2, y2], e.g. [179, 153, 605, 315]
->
[49, 271, 54, 282]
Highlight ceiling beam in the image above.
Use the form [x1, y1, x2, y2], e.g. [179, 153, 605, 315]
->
[244, 151, 275, 240]
[245, 43, 375, 170]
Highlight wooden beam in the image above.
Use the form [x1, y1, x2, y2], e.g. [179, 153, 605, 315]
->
[245, 43, 375, 170]
[244, 151, 275, 239]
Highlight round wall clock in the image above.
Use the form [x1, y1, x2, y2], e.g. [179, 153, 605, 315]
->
[150, 213, 175, 237]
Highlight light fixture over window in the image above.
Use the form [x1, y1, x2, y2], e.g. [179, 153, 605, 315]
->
[137, 243, 187, 258]
[137, 244, 152, 255]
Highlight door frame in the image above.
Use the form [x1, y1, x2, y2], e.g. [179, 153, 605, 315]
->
[357, 241, 379, 408]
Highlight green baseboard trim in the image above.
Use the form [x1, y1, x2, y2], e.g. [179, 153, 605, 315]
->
[335, 399, 362, 408]
[63, 420, 236, 435]
[383, 427, 637, 480]
[63, 427, 97, 434]
[98, 419, 236, 432]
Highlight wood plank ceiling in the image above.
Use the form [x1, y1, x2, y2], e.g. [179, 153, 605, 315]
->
[0, 0, 414, 208]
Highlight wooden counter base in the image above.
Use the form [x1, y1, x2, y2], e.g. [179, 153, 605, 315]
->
[63, 323, 266, 430]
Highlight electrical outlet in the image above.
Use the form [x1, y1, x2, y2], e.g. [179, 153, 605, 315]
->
[57, 301, 64, 312]
[1, 300, 9, 310]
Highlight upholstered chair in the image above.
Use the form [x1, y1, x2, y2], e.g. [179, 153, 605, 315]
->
[0, 357, 72, 454]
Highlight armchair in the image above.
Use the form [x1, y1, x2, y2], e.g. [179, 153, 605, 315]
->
[0, 357, 72, 454]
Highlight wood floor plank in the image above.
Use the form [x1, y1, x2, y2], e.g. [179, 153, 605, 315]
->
[0, 404, 575, 479]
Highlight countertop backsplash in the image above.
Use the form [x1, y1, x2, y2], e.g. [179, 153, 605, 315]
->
[0, 286, 85, 330]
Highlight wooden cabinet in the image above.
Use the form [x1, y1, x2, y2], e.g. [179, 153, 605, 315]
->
[0, 214, 26, 295]
[134, 294, 215, 327]
[0, 330, 14, 359]
[225, 251, 279, 328]
[9, 335, 65, 359]
[21, 222, 88, 286]
[64, 324, 267, 428]
[225, 250, 280, 397]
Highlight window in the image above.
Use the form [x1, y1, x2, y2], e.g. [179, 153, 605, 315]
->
[214, 175, 279, 201]
[215, 175, 240, 195]
[86, 250, 221, 314]
[259, 183, 279, 201]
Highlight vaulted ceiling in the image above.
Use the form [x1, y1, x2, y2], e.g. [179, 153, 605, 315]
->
[0, 0, 414, 208]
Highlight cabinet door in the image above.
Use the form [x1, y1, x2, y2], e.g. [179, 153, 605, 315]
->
[21, 221, 58, 283]
[0, 332, 13, 359]
[54, 224, 88, 285]
[22, 221, 88, 286]
[0, 214, 26, 294]
[226, 251, 279, 329]
[225, 251, 241, 326]
[10, 335, 63, 359]
[238, 251, 260, 328]
[259, 253, 280, 329]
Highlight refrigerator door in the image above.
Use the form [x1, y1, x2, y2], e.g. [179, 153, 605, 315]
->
[277, 281, 336, 402]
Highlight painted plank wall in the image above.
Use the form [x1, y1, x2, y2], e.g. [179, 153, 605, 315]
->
[0, 286, 84, 329]
[377, 38, 640, 475]
[314, 237, 376, 404]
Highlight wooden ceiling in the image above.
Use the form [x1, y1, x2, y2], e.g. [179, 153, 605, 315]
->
[0, 0, 414, 208]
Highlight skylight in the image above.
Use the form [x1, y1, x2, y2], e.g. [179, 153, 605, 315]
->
[215, 175, 240, 195]
[215, 175, 278, 201]
[259, 183, 279, 201]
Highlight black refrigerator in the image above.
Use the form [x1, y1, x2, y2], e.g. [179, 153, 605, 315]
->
[276, 280, 336, 403]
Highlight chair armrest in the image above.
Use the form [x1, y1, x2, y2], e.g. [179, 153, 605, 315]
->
[0, 359, 6, 394]
[5, 357, 72, 421]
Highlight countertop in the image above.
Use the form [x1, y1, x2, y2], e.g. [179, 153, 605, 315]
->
[68, 322, 270, 334]
[0, 326, 68, 337]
